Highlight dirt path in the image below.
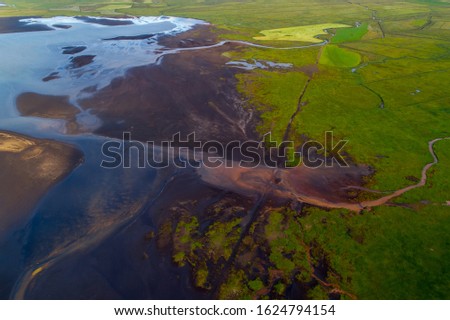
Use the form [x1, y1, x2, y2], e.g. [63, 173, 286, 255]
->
[291, 137, 449, 212]
[360, 137, 449, 209]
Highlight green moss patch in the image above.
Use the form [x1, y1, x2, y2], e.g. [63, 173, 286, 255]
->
[320, 45, 361, 68]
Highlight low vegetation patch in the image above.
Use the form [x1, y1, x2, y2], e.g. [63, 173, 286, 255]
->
[319, 45, 361, 67]
[254, 23, 351, 43]
[331, 22, 369, 43]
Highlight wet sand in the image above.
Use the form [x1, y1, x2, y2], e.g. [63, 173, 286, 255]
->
[17, 172, 220, 299]
[62, 46, 87, 55]
[199, 162, 371, 212]
[16, 92, 81, 133]
[16, 92, 80, 119]
[0, 16, 53, 34]
[103, 34, 154, 41]
[75, 16, 134, 26]
[0, 131, 83, 242]
[68, 55, 96, 69]
[158, 24, 218, 49]
[79, 26, 254, 144]
[42, 72, 61, 82]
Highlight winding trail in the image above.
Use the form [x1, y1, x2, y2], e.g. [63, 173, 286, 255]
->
[155, 38, 328, 65]
[290, 137, 449, 212]
[172, 39, 327, 52]
[360, 137, 449, 209]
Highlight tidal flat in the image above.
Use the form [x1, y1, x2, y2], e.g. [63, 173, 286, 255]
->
[0, 0, 449, 300]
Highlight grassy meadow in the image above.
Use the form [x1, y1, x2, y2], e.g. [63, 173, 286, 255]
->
[253, 23, 352, 43]
[1, 0, 449, 299]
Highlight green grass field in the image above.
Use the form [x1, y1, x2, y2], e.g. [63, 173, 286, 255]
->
[254, 23, 351, 43]
[331, 22, 369, 43]
[1, 0, 449, 300]
[319, 45, 361, 67]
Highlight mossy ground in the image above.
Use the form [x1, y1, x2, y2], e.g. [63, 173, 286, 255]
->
[253, 23, 351, 43]
[319, 45, 361, 67]
[331, 22, 369, 43]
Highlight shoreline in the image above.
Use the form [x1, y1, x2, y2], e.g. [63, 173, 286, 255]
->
[0, 130, 83, 242]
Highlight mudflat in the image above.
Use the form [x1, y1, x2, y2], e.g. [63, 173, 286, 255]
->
[16, 92, 80, 119]
[79, 25, 256, 144]
[0, 131, 83, 241]
[16, 92, 81, 133]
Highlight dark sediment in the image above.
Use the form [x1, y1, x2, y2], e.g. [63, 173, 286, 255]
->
[103, 34, 154, 41]
[16, 92, 80, 133]
[80, 26, 255, 144]
[158, 24, 217, 49]
[0, 131, 83, 241]
[0, 131, 82, 299]
[62, 46, 87, 55]
[16, 92, 80, 120]
[20, 172, 219, 299]
[75, 16, 133, 26]
[0, 16, 53, 34]
[53, 24, 72, 29]
[68, 55, 95, 69]
[42, 72, 61, 82]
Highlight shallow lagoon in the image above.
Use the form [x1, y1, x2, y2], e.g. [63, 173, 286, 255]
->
[0, 15, 205, 299]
